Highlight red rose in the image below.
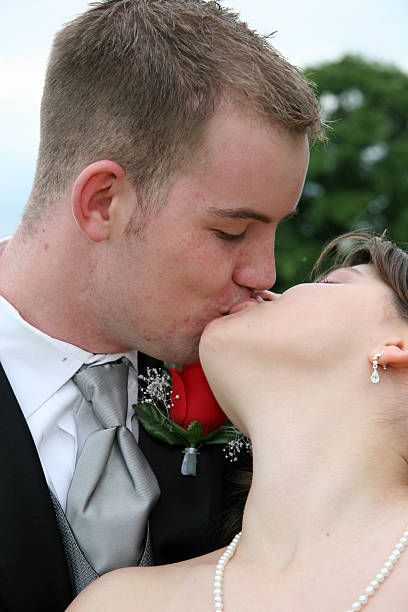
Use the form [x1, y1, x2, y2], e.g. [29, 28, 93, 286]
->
[169, 362, 226, 436]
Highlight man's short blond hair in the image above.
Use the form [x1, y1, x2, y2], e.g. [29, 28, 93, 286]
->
[24, 0, 324, 226]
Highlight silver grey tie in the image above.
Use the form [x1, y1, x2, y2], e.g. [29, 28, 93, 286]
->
[66, 359, 160, 575]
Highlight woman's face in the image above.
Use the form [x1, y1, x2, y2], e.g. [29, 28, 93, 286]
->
[199, 264, 399, 418]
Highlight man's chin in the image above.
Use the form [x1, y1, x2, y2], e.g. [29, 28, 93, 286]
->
[169, 318, 227, 364]
[148, 341, 200, 366]
[144, 319, 223, 364]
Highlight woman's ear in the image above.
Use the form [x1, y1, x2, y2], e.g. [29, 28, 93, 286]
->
[71, 160, 125, 242]
[369, 344, 408, 369]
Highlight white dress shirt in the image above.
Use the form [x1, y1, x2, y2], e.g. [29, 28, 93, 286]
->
[0, 295, 140, 511]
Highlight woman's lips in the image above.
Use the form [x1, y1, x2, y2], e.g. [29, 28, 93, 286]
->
[228, 298, 259, 314]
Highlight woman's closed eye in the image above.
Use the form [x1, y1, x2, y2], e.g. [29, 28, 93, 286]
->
[315, 277, 341, 284]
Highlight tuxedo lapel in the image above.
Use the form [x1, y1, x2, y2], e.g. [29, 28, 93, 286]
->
[0, 364, 72, 611]
[137, 352, 226, 564]
[139, 424, 226, 563]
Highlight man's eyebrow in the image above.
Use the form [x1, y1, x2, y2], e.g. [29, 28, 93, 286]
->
[206, 206, 299, 224]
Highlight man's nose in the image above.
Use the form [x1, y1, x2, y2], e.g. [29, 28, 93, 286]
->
[254, 290, 280, 302]
[232, 242, 276, 291]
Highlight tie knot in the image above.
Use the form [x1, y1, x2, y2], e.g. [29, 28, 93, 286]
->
[73, 359, 130, 428]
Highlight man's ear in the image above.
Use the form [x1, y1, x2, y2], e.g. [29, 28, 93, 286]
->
[369, 343, 408, 369]
[72, 161, 126, 242]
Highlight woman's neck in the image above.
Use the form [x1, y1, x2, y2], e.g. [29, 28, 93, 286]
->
[237, 375, 408, 568]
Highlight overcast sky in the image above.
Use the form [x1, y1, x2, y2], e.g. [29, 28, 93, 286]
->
[1, 0, 407, 236]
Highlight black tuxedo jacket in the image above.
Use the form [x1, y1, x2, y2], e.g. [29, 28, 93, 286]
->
[0, 354, 246, 611]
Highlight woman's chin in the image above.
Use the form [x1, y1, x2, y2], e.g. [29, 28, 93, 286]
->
[199, 318, 227, 373]
[200, 313, 225, 343]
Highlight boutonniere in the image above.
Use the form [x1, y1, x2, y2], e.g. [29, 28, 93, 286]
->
[133, 362, 250, 476]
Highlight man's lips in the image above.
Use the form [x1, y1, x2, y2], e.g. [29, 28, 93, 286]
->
[219, 291, 278, 317]
[228, 297, 259, 314]
[226, 291, 279, 315]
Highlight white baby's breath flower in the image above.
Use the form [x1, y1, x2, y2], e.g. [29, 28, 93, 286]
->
[138, 367, 172, 416]
[224, 434, 252, 463]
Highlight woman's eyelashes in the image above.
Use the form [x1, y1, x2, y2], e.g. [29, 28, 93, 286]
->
[316, 277, 341, 284]
[213, 229, 247, 242]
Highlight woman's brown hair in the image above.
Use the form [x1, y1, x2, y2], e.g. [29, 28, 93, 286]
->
[313, 232, 408, 320]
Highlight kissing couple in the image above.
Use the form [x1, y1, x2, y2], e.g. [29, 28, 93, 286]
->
[69, 231, 408, 611]
[3, 2, 406, 612]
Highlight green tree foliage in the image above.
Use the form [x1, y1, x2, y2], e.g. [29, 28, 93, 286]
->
[274, 55, 408, 292]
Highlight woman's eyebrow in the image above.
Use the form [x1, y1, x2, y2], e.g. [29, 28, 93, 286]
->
[342, 267, 364, 277]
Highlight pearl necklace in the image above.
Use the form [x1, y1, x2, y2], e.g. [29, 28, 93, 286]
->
[214, 525, 408, 611]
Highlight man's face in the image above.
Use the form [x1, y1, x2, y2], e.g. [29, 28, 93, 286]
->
[106, 108, 310, 363]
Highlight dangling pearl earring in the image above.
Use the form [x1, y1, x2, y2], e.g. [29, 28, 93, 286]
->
[371, 351, 388, 384]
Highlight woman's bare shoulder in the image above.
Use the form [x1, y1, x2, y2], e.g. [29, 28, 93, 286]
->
[65, 550, 221, 612]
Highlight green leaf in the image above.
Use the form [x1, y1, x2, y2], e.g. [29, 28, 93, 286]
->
[163, 362, 182, 371]
[133, 401, 166, 423]
[185, 420, 203, 447]
[169, 420, 193, 443]
[134, 402, 245, 449]
[203, 424, 242, 445]
[133, 402, 185, 445]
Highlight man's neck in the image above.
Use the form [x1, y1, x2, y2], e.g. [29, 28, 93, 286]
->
[0, 226, 112, 352]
